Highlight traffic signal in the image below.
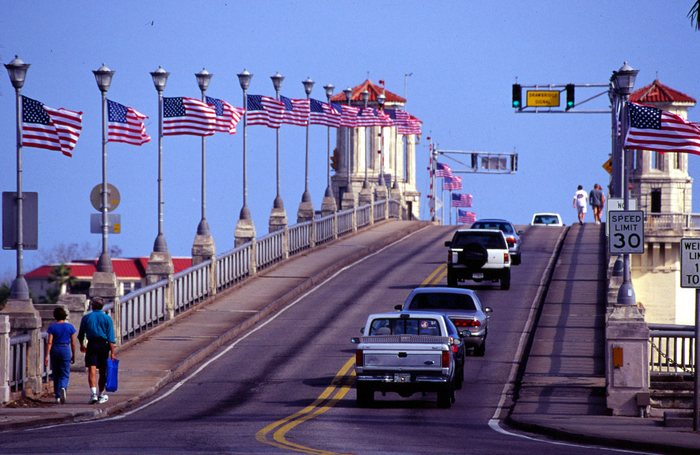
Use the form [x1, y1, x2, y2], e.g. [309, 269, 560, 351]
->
[330, 148, 339, 171]
[512, 84, 522, 109]
[565, 84, 575, 110]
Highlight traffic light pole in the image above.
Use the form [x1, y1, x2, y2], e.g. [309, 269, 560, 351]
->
[513, 82, 610, 114]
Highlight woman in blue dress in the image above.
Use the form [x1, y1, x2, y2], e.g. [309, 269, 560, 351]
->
[45, 307, 77, 404]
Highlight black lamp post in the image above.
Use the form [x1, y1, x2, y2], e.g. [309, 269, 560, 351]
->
[323, 83, 335, 206]
[301, 77, 315, 204]
[93, 64, 116, 273]
[4, 55, 30, 300]
[237, 69, 253, 222]
[377, 92, 386, 188]
[271, 72, 285, 212]
[150, 66, 170, 254]
[195, 68, 213, 238]
[343, 88, 353, 197]
[361, 89, 369, 189]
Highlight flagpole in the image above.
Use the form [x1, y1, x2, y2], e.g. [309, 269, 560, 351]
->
[449, 191, 453, 225]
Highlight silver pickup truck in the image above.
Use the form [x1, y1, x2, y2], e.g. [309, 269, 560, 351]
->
[351, 312, 464, 408]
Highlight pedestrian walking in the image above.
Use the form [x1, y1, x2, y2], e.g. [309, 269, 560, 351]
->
[78, 297, 117, 404]
[572, 185, 588, 225]
[45, 307, 77, 404]
[589, 183, 606, 225]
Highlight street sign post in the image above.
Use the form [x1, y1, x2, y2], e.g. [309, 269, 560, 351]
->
[680, 237, 700, 432]
[608, 210, 644, 254]
[606, 198, 637, 237]
[90, 183, 120, 212]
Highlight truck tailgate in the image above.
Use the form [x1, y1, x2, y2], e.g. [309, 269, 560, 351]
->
[359, 335, 450, 371]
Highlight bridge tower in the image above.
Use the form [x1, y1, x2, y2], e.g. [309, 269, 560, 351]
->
[628, 80, 699, 324]
[330, 80, 421, 219]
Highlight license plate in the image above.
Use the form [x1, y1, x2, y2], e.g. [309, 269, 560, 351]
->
[394, 373, 411, 383]
[472, 273, 484, 279]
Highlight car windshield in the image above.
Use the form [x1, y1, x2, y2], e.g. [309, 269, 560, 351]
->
[369, 318, 441, 336]
[451, 232, 506, 249]
[408, 293, 476, 311]
[471, 222, 514, 234]
[534, 215, 559, 225]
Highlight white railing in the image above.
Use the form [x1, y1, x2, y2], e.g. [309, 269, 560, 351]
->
[216, 242, 252, 290]
[645, 212, 700, 231]
[9, 333, 30, 393]
[374, 200, 387, 221]
[357, 205, 371, 228]
[256, 230, 285, 271]
[315, 214, 335, 245]
[119, 280, 167, 341]
[649, 324, 695, 375]
[337, 209, 354, 235]
[173, 260, 211, 314]
[289, 221, 312, 255]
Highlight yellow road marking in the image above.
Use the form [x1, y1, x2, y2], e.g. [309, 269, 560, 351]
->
[256, 263, 445, 454]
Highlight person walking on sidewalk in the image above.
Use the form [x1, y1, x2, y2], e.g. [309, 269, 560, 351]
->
[589, 183, 606, 225]
[572, 185, 588, 225]
[78, 297, 117, 404]
[45, 307, 77, 404]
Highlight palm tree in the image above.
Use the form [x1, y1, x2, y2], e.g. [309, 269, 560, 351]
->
[690, 1, 700, 29]
[48, 264, 75, 298]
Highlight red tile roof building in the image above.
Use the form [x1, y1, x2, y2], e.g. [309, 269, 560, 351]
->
[630, 79, 696, 106]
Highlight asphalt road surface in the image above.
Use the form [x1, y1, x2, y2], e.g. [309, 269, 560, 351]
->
[0, 225, 626, 454]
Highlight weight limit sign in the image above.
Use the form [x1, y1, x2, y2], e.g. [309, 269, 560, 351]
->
[681, 238, 700, 288]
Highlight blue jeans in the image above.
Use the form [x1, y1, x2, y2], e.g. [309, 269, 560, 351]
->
[50, 346, 71, 398]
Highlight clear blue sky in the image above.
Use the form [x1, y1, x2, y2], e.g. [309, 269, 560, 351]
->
[1, 1, 699, 280]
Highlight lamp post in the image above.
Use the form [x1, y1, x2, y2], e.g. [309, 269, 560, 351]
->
[235, 69, 256, 246]
[321, 83, 337, 215]
[150, 66, 170, 254]
[297, 77, 315, 222]
[4, 55, 30, 300]
[92, 64, 115, 274]
[269, 72, 287, 232]
[361, 89, 370, 189]
[612, 62, 639, 306]
[376, 92, 386, 190]
[339, 87, 355, 210]
[192, 68, 215, 264]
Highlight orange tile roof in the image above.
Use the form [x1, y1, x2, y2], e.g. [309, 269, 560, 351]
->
[630, 80, 696, 105]
[330, 79, 406, 104]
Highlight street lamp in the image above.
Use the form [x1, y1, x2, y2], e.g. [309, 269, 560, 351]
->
[271, 72, 285, 215]
[150, 66, 170, 254]
[322, 83, 336, 212]
[301, 77, 315, 205]
[611, 61, 639, 306]
[377, 92, 386, 188]
[361, 89, 369, 189]
[237, 69, 253, 222]
[194, 68, 213, 236]
[343, 88, 353, 199]
[93, 63, 115, 273]
[5, 55, 30, 300]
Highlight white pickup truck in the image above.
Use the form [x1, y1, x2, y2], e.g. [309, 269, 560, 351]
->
[351, 312, 464, 408]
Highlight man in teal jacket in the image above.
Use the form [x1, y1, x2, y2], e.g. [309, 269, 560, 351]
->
[78, 297, 117, 404]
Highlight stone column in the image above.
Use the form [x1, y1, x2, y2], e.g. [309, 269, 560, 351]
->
[1, 298, 42, 397]
[0, 315, 10, 403]
[192, 233, 215, 266]
[146, 251, 174, 285]
[90, 271, 121, 344]
[606, 304, 650, 416]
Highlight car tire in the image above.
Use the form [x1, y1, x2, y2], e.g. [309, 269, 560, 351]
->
[437, 384, 453, 408]
[356, 383, 374, 407]
[512, 254, 522, 266]
[447, 271, 458, 287]
[462, 243, 489, 269]
[501, 269, 511, 290]
[474, 339, 486, 357]
[455, 364, 464, 389]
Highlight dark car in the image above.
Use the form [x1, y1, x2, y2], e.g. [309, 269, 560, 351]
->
[396, 287, 492, 356]
[470, 219, 523, 265]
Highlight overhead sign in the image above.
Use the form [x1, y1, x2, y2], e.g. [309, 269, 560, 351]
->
[526, 90, 560, 107]
[90, 183, 120, 212]
[609, 210, 644, 254]
[90, 213, 121, 234]
[680, 238, 700, 288]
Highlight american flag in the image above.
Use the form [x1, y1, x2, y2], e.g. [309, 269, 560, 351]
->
[280, 96, 310, 126]
[107, 99, 150, 146]
[340, 105, 360, 128]
[246, 94, 285, 128]
[443, 175, 462, 190]
[163, 97, 216, 136]
[206, 96, 244, 134]
[457, 209, 476, 224]
[401, 114, 422, 136]
[451, 192, 473, 207]
[624, 102, 700, 154]
[435, 162, 453, 177]
[309, 99, 341, 127]
[376, 109, 394, 127]
[387, 109, 409, 128]
[21, 95, 83, 157]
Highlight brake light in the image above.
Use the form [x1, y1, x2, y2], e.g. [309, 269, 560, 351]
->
[442, 350, 451, 367]
[451, 344, 459, 353]
[504, 252, 510, 263]
[355, 349, 364, 367]
[452, 318, 481, 328]
[506, 236, 516, 246]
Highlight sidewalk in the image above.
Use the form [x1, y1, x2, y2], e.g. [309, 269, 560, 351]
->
[507, 223, 700, 454]
[0, 220, 429, 431]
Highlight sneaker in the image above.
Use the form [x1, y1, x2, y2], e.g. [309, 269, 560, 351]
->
[60, 388, 67, 404]
[56, 397, 62, 404]
[89, 393, 98, 404]
[98, 394, 109, 404]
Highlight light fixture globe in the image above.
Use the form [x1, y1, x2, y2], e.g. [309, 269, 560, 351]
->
[344, 88, 353, 103]
[93, 63, 115, 93]
[612, 61, 638, 96]
[361, 89, 369, 105]
[5, 55, 30, 89]
[271, 72, 284, 92]
[302, 77, 314, 96]
[323, 83, 334, 100]
[150, 66, 170, 92]
[377, 93, 386, 107]
[237, 69, 252, 90]
[195, 68, 213, 92]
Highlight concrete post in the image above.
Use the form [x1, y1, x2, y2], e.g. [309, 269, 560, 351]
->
[165, 275, 175, 320]
[0, 315, 10, 404]
[90, 271, 121, 344]
[208, 257, 218, 298]
[332, 212, 338, 240]
[1, 298, 42, 397]
[282, 226, 290, 260]
[309, 217, 316, 249]
[191, 233, 215, 267]
[145, 251, 174, 286]
[606, 304, 650, 416]
[352, 206, 358, 233]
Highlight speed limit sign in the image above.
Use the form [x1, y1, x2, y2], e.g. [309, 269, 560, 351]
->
[608, 210, 644, 254]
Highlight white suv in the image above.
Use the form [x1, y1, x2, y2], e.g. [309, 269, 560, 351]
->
[444, 229, 511, 290]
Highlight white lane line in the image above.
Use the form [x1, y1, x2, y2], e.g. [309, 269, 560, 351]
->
[29, 226, 428, 430]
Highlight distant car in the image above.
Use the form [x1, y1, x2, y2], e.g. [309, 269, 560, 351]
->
[470, 219, 523, 265]
[396, 287, 492, 356]
[445, 229, 511, 290]
[531, 213, 564, 227]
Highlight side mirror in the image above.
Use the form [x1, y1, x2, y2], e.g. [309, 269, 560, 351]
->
[351, 337, 360, 344]
[444, 240, 452, 247]
[517, 230, 524, 235]
[394, 304, 403, 311]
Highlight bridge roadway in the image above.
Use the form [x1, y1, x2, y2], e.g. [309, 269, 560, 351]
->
[1, 221, 700, 453]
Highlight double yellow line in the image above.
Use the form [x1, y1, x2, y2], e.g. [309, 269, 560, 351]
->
[255, 264, 446, 454]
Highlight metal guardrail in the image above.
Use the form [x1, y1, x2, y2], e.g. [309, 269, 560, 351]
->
[389, 200, 400, 219]
[315, 214, 335, 245]
[119, 280, 167, 342]
[649, 323, 695, 375]
[289, 221, 311, 255]
[9, 333, 30, 392]
[357, 205, 371, 228]
[216, 242, 252, 291]
[173, 259, 211, 314]
[337, 210, 353, 235]
[257, 230, 285, 271]
[374, 200, 386, 221]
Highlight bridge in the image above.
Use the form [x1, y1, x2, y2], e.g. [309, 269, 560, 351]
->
[1, 217, 699, 453]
